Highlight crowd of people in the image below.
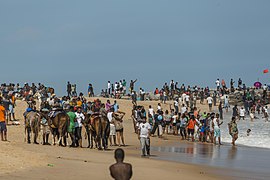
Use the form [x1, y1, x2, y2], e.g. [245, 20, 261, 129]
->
[0, 79, 269, 159]
[131, 79, 269, 156]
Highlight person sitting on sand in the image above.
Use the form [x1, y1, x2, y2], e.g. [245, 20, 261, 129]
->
[110, 148, 133, 180]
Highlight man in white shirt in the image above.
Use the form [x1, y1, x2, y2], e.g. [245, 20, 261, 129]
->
[181, 93, 187, 106]
[75, 107, 85, 148]
[181, 104, 187, 114]
[206, 95, 213, 112]
[174, 99, 179, 113]
[216, 79, 220, 90]
[108, 81, 111, 95]
[148, 105, 154, 118]
[224, 95, 230, 112]
[212, 114, 223, 145]
[163, 91, 167, 104]
[185, 94, 190, 107]
[138, 119, 151, 157]
[157, 103, 162, 111]
[107, 108, 117, 146]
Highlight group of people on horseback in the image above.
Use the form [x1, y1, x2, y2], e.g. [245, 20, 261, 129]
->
[23, 93, 119, 150]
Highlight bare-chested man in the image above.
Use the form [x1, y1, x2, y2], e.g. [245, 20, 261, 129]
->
[110, 148, 132, 180]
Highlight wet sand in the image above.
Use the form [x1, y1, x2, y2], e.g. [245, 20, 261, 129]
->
[152, 142, 270, 180]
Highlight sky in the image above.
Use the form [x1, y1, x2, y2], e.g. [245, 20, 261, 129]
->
[0, 0, 270, 95]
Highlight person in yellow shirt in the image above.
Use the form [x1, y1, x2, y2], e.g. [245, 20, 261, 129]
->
[0, 101, 7, 141]
[76, 98, 82, 107]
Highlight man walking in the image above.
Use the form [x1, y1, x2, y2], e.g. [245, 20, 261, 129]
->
[138, 119, 151, 157]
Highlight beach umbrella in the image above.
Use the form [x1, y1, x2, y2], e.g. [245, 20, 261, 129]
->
[254, 81, 262, 88]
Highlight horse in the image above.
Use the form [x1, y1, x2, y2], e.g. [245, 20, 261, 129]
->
[83, 113, 97, 149]
[24, 111, 40, 144]
[86, 114, 109, 150]
[49, 112, 69, 146]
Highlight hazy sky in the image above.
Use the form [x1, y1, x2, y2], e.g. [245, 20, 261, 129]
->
[1, 0, 270, 95]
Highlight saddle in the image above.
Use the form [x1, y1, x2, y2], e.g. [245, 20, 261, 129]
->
[48, 111, 62, 119]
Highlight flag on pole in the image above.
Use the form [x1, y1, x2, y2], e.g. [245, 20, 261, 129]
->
[263, 69, 269, 73]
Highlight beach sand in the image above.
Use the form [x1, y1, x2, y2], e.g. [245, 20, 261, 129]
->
[0, 98, 262, 180]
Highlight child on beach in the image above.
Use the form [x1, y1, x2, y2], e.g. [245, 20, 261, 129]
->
[239, 107, 246, 120]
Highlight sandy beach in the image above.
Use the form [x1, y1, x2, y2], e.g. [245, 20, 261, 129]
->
[0, 98, 269, 180]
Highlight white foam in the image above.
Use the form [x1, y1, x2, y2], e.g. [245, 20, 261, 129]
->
[220, 110, 270, 149]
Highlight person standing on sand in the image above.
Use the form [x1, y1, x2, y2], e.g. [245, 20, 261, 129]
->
[67, 106, 76, 147]
[108, 81, 111, 95]
[108, 108, 117, 146]
[206, 95, 213, 112]
[110, 148, 133, 180]
[113, 100, 119, 112]
[228, 117, 238, 146]
[74, 107, 85, 147]
[131, 91, 137, 106]
[67, 81, 71, 97]
[114, 111, 126, 146]
[88, 84, 94, 97]
[129, 79, 137, 93]
[230, 79, 235, 92]
[0, 101, 7, 141]
[138, 118, 151, 157]
[216, 79, 220, 91]
[238, 78, 242, 90]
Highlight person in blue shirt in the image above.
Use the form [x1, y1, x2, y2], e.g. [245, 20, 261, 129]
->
[113, 100, 119, 112]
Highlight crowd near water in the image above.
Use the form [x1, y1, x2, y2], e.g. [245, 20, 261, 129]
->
[0, 79, 269, 157]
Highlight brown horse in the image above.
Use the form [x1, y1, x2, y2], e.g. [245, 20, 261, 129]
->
[49, 112, 69, 146]
[24, 111, 40, 144]
[86, 114, 109, 150]
[83, 113, 96, 149]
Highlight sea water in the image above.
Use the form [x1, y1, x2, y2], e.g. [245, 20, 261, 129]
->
[219, 109, 270, 149]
